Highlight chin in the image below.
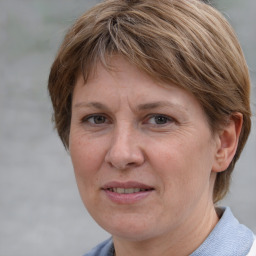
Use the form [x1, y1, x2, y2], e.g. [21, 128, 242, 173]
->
[96, 212, 164, 242]
[110, 227, 157, 242]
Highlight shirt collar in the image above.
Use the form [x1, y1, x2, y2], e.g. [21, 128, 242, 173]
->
[190, 207, 254, 256]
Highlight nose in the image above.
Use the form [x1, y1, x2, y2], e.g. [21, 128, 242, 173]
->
[104, 126, 145, 170]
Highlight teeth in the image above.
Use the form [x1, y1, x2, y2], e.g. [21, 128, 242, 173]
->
[111, 188, 148, 194]
[116, 188, 125, 194]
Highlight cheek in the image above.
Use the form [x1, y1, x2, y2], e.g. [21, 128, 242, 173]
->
[69, 136, 106, 210]
[149, 135, 214, 192]
[69, 135, 105, 186]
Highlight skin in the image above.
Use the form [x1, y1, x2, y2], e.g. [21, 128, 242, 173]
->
[69, 57, 242, 256]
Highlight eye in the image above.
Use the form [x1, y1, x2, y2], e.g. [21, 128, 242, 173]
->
[147, 115, 174, 125]
[83, 115, 108, 125]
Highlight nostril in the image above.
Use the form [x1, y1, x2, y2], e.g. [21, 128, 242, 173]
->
[104, 134, 145, 169]
[105, 156, 143, 170]
[127, 161, 136, 166]
[108, 161, 136, 170]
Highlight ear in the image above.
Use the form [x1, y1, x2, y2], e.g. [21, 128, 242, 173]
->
[212, 113, 243, 173]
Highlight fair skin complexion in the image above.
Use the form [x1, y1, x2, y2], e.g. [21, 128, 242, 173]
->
[69, 57, 242, 256]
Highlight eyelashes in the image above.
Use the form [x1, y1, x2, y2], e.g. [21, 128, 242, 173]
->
[81, 114, 111, 128]
[81, 113, 175, 127]
[146, 114, 174, 125]
[84, 115, 108, 125]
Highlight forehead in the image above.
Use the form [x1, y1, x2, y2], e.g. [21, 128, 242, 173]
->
[73, 57, 208, 120]
[76, 57, 182, 99]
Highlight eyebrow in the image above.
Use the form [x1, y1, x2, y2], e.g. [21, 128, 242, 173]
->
[74, 101, 187, 112]
[74, 102, 110, 111]
[136, 101, 186, 111]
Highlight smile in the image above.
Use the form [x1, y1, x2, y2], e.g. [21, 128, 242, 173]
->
[102, 181, 154, 204]
[107, 188, 151, 194]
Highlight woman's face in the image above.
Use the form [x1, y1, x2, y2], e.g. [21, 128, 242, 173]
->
[69, 57, 219, 242]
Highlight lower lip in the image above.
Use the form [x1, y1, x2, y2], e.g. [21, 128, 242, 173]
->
[103, 189, 153, 204]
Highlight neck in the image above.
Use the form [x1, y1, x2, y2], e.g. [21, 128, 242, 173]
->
[113, 203, 219, 256]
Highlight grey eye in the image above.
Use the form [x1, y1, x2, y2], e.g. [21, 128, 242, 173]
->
[88, 115, 106, 124]
[153, 116, 168, 124]
[148, 115, 171, 125]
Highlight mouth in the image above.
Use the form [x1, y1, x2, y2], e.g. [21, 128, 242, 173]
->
[106, 187, 153, 194]
[102, 181, 154, 204]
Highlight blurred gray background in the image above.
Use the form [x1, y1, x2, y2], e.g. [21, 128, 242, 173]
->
[0, 0, 255, 255]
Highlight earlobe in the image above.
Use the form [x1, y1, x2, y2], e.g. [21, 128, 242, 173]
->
[212, 113, 243, 173]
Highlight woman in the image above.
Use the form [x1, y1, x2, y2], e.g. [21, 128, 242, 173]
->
[48, 0, 256, 255]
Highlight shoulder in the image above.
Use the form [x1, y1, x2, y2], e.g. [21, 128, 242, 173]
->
[247, 235, 256, 256]
[191, 207, 255, 256]
[83, 238, 114, 256]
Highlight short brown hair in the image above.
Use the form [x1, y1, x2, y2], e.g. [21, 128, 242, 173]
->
[48, 0, 251, 202]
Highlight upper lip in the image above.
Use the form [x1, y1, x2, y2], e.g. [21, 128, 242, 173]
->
[102, 181, 154, 190]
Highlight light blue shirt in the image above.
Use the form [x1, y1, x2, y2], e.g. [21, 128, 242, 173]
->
[83, 207, 255, 256]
